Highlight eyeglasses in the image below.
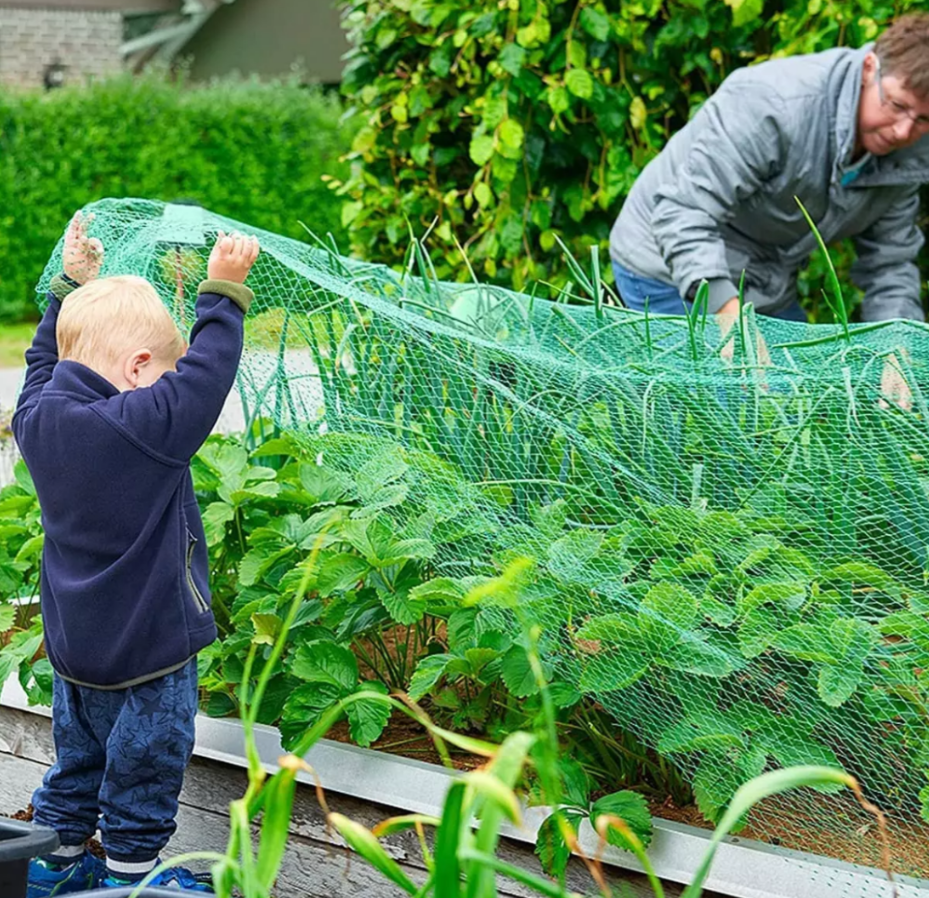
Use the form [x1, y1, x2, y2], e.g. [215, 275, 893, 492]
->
[874, 57, 929, 129]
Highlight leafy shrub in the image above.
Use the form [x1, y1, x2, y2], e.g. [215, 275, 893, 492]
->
[0, 73, 353, 322]
[336, 0, 926, 314]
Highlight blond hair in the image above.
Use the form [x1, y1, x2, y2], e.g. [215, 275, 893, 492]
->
[875, 14, 929, 99]
[57, 276, 186, 372]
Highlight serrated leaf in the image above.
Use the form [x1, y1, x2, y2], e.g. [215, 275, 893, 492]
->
[278, 680, 344, 749]
[202, 501, 235, 547]
[315, 553, 371, 596]
[346, 682, 391, 746]
[290, 641, 358, 690]
[740, 582, 807, 615]
[379, 585, 428, 625]
[579, 649, 650, 693]
[535, 812, 582, 879]
[408, 577, 465, 605]
[818, 664, 861, 707]
[298, 464, 352, 504]
[575, 611, 639, 643]
[639, 583, 697, 651]
[657, 636, 736, 677]
[408, 653, 452, 701]
[239, 546, 295, 588]
[251, 612, 282, 646]
[500, 645, 537, 697]
[0, 604, 15, 632]
[590, 791, 653, 851]
[772, 623, 838, 664]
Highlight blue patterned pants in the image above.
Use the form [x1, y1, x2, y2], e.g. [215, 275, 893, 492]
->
[31, 659, 198, 863]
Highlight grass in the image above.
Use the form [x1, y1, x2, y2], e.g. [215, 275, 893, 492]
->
[0, 323, 36, 368]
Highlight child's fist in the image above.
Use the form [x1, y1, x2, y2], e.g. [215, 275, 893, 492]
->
[207, 231, 260, 284]
[63, 212, 104, 284]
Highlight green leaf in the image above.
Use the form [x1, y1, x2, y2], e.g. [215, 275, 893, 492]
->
[575, 613, 639, 643]
[346, 682, 391, 746]
[580, 7, 611, 41]
[658, 636, 736, 678]
[408, 577, 466, 605]
[202, 502, 235, 547]
[298, 464, 353, 505]
[469, 133, 495, 166]
[590, 791, 653, 851]
[547, 85, 569, 114]
[408, 654, 452, 701]
[239, 546, 295, 588]
[692, 746, 766, 825]
[565, 68, 594, 100]
[771, 623, 838, 664]
[315, 553, 371, 596]
[498, 118, 525, 153]
[379, 585, 428, 625]
[500, 645, 538, 697]
[498, 43, 526, 76]
[638, 583, 697, 651]
[251, 612, 282, 646]
[290, 641, 358, 690]
[578, 648, 650, 693]
[658, 715, 744, 755]
[725, 0, 764, 27]
[0, 604, 15, 632]
[534, 812, 582, 879]
[279, 681, 344, 750]
[328, 813, 418, 895]
[740, 582, 807, 615]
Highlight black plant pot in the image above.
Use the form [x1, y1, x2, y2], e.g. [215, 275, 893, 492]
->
[0, 818, 59, 898]
[82, 890, 202, 897]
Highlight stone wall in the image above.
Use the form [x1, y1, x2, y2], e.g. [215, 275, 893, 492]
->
[0, 7, 123, 88]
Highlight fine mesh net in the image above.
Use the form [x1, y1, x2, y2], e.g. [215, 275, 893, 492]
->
[37, 198, 929, 893]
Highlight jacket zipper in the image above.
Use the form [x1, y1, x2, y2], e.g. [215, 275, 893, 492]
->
[185, 529, 209, 613]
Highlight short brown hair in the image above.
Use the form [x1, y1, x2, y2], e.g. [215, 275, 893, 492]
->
[57, 275, 186, 373]
[875, 13, 929, 99]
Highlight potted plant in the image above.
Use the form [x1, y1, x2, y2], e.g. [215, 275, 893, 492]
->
[0, 817, 59, 898]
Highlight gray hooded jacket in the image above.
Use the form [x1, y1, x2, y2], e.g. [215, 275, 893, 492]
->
[609, 45, 929, 320]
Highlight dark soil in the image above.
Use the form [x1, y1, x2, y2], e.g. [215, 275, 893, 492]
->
[5, 804, 105, 859]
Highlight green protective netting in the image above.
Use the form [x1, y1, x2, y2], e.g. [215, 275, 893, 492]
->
[38, 198, 929, 891]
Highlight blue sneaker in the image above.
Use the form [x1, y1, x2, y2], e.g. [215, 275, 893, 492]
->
[102, 863, 214, 892]
[27, 850, 105, 896]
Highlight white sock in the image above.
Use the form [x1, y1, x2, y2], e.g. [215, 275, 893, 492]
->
[45, 844, 84, 862]
[105, 857, 157, 876]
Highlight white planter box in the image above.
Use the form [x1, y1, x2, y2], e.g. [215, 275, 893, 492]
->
[1, 678, 922, 898]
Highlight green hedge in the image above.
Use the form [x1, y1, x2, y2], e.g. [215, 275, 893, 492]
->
[337, 0, 926, 317]
[0, 74, 353, 322]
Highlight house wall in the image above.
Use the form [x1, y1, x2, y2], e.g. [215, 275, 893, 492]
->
[0, 6, 123, 87]
[182, 0, 348, 84]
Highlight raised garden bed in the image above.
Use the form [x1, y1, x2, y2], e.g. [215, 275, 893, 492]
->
[1, 677, 920, 898]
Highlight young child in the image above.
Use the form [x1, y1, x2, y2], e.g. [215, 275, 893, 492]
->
[17, 212, 260, 894]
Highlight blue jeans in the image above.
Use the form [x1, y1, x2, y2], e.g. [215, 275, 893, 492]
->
[31, 659, 198, 863]
[612, 261, 807, 322]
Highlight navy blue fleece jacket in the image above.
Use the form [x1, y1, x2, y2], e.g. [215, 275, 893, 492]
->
[12, 274, 253, 688]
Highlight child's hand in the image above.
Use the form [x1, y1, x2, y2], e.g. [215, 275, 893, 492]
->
[63, 212, 104, 284]
[208, 231, 260, 284]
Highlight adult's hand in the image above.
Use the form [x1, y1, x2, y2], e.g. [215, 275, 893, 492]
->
[715, 295, 771, 368]
[880, 349, 912, 411]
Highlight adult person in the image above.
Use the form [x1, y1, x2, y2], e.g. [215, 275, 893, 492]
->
[609, 14, 929, 405]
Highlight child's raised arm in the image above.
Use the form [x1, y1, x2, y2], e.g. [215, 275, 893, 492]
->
[110, 231, 260, 461]
[14, 213, 103, 413]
